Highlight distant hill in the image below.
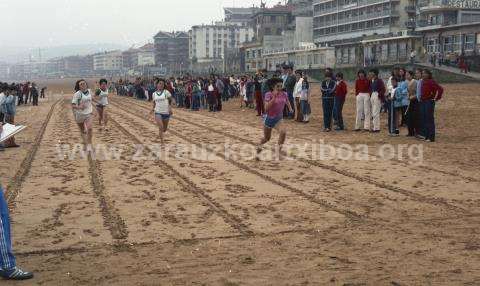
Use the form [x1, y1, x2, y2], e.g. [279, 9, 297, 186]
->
[0, 43, 128, 63]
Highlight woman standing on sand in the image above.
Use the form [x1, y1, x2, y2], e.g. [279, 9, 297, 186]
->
[94, 78, 109, 131]
[72, 79, 94, 147]
[256, 78, 293, 159]
[151, 78, 173, 144]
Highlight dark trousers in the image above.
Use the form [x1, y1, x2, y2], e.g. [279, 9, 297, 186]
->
[32, 95, 39, 106]
[208, 92, 217, 111]
[255, 91, 264, 116]
[284, 92, 295, 118]
[400, 105, 407, 126]
[388, 101, 399, 134]
[333, 97, 345, 129]
[322, 97, 334, 129]
[421, 100, 436, 141]
[406, 100, 420, 136]
[0, 188, 16, 270]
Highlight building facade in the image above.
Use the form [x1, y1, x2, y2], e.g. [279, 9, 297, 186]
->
[263, 45, 336, 72]
[153, 31, 189, 74]
[224, 7, 260, 26]
[292, 0, 314, 17]
[93, 51, 123, 71]
[416, 0, 480, 57]
[189, 23, 254, 73]
[312, 0, 421, 66]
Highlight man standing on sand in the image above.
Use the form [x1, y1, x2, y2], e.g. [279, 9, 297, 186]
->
[282, 64, 296, 119]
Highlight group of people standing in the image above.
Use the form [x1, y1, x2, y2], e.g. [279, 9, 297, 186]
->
[115, 74, 240, 113]
[353, 67, 443, 142]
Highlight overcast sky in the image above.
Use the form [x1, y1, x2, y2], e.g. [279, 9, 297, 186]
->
[0, 0, 282, 48]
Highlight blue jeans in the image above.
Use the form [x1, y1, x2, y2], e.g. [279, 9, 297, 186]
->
[192, 93, 200, 111]
[421, 100, 436, 141]
[322, 97, 334, 129]
[200, 91, 207, 109]
[0, 187, 16, 270]
[333, 97, 345, 129]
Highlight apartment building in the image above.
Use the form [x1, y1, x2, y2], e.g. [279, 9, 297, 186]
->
[153, 31, 189, 73]
[313, 0, 421, 66]
[189, 22, 254, 73]
[93, 51, 123, 71]
[224, 7, 260, 26]
[416, 0, 480, 56]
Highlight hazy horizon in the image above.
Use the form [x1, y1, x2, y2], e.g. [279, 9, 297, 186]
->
[0, 0, 281, 49]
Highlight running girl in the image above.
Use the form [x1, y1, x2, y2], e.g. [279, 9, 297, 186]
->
[72, 79, 94, 148]
[94, 78, 109, 131]
[257, 78, 293, 159]
[151, 78, 173, 144]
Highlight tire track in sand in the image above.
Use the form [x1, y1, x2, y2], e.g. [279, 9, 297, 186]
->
[5, 98, 62, 206]
[107, 114, 253, 236]
[112, 99, 469, 215]
[71, 100, 128, 241]
[108, 101, 363, 222]
[123, 97, 480, 183]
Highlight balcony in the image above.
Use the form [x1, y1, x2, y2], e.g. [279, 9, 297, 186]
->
[314, 0, 393, 17]
[416, 19, 458, 27]
[417, 0, 461, 12]
[405, 20, 416, 29]
[315, 10, 395, 28]
[404, 5, 416, 13]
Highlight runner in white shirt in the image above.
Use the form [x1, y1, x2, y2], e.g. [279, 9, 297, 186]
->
[72, 79, 94, 147]
[151, 78, 173, 144]
[94, 78, 109, 131]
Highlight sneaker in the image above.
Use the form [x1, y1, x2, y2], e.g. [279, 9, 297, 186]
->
[0, 267, 34, 280]
[415, 135, 426, 140]
[353, 129, 361, 132]
[389, 133, 400, 137]
[370, 130, 380, 133]
[323, 128, 331, 132]
[334, 127, 344, 131]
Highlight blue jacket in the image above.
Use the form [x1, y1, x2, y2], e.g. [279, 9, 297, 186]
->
[321, 79, 336, 98]
[393, 82, 409, 108]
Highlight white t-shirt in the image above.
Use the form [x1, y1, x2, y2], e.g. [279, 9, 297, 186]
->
[293, 78, 304, 98]
[153, 90, 172, 114]
[96, 89, 109, 106]
[72, 90, 93, 115]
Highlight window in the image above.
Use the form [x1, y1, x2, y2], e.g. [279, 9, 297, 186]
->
[465, 34, 475, 51]
[453, 35, 462, 52]
[427, 38, 439, 53]
[443, 35, 453, 52]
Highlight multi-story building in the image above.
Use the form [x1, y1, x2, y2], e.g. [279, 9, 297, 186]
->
[252, 5, 293, 46]
[242, 42, 264, 72]
[224, 7, 260, 26]
[153, 31, 189, 74]
[415, 0, 480, 58]
[123, 43, 155, 69]
[0, 62, 10, 79]
[292, 0, 314, 17]
[93, 51, 123, 71]
[263, 44, 336, 71]
[313, 0, 420, 66]
[189, 22, 254, 73]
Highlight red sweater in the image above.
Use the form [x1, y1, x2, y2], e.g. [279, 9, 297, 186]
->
[355, 78, 370, 95]
[421, 79, 443, 101]
[335, 80, 347, 100]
